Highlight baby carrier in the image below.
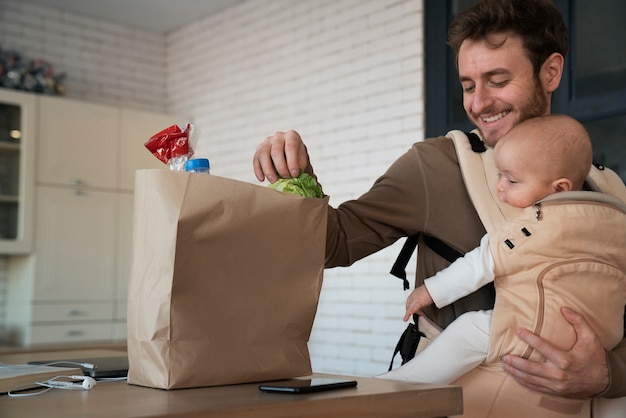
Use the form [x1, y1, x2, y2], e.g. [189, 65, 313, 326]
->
[389, 129, 626, 418]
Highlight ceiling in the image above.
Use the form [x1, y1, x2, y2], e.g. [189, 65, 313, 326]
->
[24, 0, 247, 34]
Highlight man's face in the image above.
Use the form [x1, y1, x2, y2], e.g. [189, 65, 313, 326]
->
[458, 34, 549, 147]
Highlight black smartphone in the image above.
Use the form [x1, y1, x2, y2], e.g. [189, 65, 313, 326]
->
[258, 378, 357, 394]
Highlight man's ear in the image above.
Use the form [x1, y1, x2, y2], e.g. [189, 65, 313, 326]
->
[553, 177, 573, 192]
[541, 53, 564, 94]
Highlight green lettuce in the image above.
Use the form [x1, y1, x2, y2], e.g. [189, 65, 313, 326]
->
[268, 172, 323, 198]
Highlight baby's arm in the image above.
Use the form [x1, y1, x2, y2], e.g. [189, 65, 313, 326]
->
[404, 285, 434, 321]
[418, 234, 495, 311]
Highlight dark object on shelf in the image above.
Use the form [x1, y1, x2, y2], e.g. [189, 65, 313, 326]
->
[0, 47, 66, 95]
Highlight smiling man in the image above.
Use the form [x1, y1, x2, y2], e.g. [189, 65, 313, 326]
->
[252, 0, 626, 412]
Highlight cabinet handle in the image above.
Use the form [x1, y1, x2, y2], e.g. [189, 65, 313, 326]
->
[71, 178, 85, 195]
[66, 309, 85, 317]
[66, 329, 85, 337]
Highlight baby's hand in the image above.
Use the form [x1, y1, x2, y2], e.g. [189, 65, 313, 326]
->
[404, 286, 434, 322]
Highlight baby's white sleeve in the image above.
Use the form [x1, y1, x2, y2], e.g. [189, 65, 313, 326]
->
[424, 234, 495, 308]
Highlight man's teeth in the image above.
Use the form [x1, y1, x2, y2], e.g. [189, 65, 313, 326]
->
[482, 112, 508, 123]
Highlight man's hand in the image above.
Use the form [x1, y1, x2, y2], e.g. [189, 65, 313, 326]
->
[253, 130, 313, 183]
[502, 307, 609, 399]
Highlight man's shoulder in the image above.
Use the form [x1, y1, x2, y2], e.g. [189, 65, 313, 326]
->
[421, 134, 455, 145]
[409, 135, 458, 161]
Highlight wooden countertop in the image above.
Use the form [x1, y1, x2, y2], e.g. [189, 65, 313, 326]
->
[0, 348, 463, 418]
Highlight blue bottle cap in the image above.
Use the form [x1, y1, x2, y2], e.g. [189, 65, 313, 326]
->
[185, 158, 210, 172]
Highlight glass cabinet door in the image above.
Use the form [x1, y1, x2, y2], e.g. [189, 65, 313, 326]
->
[0, 89, 36, 254]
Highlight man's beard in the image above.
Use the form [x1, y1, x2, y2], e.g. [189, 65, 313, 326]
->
[470, 77, 548, 146]
[517, 77, 549, 125]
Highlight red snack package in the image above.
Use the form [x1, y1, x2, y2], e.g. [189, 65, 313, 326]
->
[145, 124, 196, 170]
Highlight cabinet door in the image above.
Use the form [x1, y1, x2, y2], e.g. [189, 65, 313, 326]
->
[119, 108, 181, 191]
[37, 96, 119, 189]
[34, 186, 117, 301]
[0, 89, 36, 254]
[114, 192, 134, 343]
[30, 323, 114, 345]
[116, 192, 133, 304]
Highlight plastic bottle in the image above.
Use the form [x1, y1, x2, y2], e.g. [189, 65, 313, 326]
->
[185, 158, 210, 174]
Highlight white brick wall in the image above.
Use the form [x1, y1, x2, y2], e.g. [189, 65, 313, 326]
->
[0, 0, 424, 377]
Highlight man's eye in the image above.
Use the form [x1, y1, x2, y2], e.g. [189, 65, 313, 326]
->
[490, 80, 508, 88]
[461, 84, 474, 93]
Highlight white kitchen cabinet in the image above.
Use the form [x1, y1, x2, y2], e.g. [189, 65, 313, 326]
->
[0, 89, 36, 254]
[114, 192, 133, 337]
[37, 95, 119, 189]
[30, 302, 115, 345]
[33, 186, 118, 301]
[5, 92, 182, 346]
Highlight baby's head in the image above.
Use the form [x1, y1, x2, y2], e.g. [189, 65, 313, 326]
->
[493, 115, 592, 208]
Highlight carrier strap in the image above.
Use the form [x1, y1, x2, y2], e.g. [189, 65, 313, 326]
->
[390, 234, 463, 290]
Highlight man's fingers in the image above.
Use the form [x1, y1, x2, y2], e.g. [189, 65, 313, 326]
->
[515, 327, 563, 364]
[283, 130, 307, 178]
[253, 141, 278, 182]
[503, 355, 549, 385]
[253, 130, 309, 183]
[560, 307, 593, 343]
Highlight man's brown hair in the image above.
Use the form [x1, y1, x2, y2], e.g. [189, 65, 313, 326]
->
[448, 0, 569, 76]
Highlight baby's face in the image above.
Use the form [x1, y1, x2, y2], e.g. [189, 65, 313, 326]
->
[494, 137, 557, 208]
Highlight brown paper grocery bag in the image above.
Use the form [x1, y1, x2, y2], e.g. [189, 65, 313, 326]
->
[127, 169, 328, 389]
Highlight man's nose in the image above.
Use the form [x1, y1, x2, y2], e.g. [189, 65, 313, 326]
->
[470, 84, 493, 114]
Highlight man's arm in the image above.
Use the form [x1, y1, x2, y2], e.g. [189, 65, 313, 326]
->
[502, 307, 625, 399]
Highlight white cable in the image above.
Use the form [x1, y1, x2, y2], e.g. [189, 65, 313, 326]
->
[7, 384, 52, 398]
[7, 375, 97, 397]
